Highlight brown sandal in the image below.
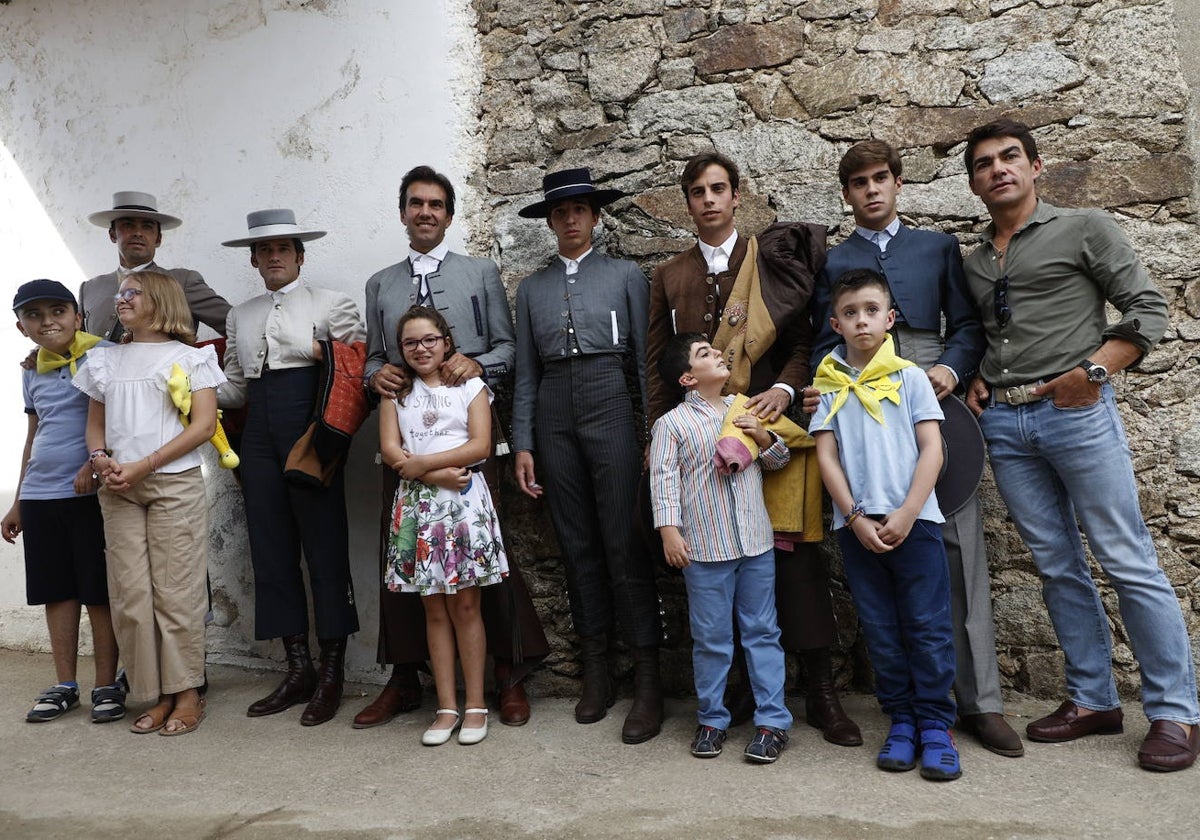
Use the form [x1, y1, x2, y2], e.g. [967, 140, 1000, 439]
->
[160, 695, 206, 737]
[129, 697, 174, 734]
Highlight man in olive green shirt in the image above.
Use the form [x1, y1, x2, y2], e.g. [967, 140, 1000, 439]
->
[962, 118, 1198, 773]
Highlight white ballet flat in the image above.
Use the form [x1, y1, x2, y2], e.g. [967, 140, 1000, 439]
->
[421, 708, 461, 746]
[458, 707, 489, 745]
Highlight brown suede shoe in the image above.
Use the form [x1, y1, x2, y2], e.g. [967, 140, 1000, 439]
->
[959, 712, 1024, 757]
[352, 671, 422, 729]
[1026, 700, 1123, 743]
[1138, 720, 1199, 772]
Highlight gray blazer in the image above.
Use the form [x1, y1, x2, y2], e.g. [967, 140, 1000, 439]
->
[364, 251, 515, 386]
[79, 261, 231, 340]
[512, 250, 649, 452]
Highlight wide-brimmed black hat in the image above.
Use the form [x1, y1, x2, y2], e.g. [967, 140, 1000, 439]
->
[518, 168, 625, 218]
[934, 395, 987, 517]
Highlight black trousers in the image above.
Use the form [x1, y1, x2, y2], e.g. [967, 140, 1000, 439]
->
[241, 367, 358, 641]
[534, 355, 660, 648]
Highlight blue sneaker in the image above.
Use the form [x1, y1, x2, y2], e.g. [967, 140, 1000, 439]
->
[877, 720, 918, 772]
[918, 723, 962, 781]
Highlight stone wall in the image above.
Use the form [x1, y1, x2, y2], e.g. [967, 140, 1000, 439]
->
[469, 0, 1200, 700]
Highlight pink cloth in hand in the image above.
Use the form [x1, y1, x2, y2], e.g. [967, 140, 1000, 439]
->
[713, 436, 754, 475]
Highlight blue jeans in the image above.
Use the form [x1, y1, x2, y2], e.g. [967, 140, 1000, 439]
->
[681, 550, 791, 731]
[978, 385, 1199, 723]
[838, 520, 957, 727]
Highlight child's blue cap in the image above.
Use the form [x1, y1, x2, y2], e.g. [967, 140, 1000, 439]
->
[13, 279, 77, 312]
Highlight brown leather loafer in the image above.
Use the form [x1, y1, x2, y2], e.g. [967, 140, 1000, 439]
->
[352, 677, 422, 729]
[959, 712, 1024, 757]
[1026, 700, 1123, 743]
[1138, 720, 1199, 772]
[498, 681, 531, 727]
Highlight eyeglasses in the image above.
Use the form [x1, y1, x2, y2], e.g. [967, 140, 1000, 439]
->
[994, 275, 1011, 328]
[112, 288, 143, 304]
[400, 335, 448, 351]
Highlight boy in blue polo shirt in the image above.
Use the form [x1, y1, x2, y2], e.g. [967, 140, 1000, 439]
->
[3, 280, 123, 723]
[811, 269, 960, 781]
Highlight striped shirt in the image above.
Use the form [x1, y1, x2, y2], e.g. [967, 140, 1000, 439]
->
[650, 390, 789, 563]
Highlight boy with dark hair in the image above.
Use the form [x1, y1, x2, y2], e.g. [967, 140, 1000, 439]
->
[812, 269, 961, 781]
[650, 332, 792, 763]
[3, 280, 123, 723]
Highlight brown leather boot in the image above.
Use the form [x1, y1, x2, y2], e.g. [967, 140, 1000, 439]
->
[247, 635, 316, 717]
[352, 663, 423, 729]
[574, 635, 613, 724]
[621, 647, 663, 744]
[495, 659, 531, 727]
[802, 647, 863, 747]
[300, 637, 346, 727]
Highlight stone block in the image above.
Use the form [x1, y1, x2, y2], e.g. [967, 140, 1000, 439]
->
[994, 587, 1059, 648]
[785, 55, 964, 116]
[738, 72, 808, 121]
[663, 7, 706, 43]
[869, 103, 1078, 151]
[979, 42, 1085, 104]
[1021, 649, 1067, 699]
[657, 58, 696, 90]
[1037, 155, 1194, 209]
[711, 121, 841, 176]
[856, 28, 915, 55]
[692, 16, 807, 75]
[627, 84, 742, 136]
[588, 47, 660, 102]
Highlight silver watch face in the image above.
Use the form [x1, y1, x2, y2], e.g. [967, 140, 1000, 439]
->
[1087, 364, 1108, 382]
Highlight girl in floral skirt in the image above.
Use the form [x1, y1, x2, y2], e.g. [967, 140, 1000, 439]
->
[381, 306, 508, 746]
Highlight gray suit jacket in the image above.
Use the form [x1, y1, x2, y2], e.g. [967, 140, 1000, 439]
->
[79, 261, 231, 340]
[512, 250, 649, 453]
[364, 251, 515, 386]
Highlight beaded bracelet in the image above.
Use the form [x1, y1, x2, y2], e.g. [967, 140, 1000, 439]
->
[89, 448, 112, 462]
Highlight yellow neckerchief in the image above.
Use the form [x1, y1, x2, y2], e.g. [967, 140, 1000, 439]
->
[813, 333, 914, 427]
[35, 331, 102, 376]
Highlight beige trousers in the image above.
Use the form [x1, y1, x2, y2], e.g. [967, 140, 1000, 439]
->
[99, 468, 208, 704]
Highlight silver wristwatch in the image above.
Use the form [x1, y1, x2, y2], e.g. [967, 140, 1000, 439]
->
[1078, 359, 1109, 383]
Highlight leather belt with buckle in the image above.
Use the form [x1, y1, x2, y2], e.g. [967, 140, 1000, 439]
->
[992, 382, 1046, 405]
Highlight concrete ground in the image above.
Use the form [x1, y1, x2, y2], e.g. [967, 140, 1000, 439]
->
[1, 649, 1197, 840]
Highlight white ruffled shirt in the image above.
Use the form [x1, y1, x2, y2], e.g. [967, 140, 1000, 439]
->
[73, 341, 226, 473]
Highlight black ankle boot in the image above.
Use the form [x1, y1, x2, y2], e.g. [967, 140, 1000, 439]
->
[247, 634, 316, 717]
[574, 635, 614, 724]
[300, 637, 346, 726]
[622, 647, 663, 744]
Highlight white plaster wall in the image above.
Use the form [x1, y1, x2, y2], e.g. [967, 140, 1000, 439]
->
[0, 0, 481, 682]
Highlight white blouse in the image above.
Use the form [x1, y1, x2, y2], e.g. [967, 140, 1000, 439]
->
[73, 341, 226, 474]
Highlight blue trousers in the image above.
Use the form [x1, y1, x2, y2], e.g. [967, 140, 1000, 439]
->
[978, 387, 1198, 723]
[682, 550, 791, 731]
[838, 520, 956, 727]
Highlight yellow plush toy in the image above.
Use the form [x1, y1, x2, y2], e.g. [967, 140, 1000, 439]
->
[167, 362, 239, 469]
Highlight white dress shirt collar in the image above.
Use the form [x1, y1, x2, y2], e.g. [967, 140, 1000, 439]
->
[409, 242, 450, 275]
[117, 261, 153, 277]
[698, 230, 739, 274]
[855, 217, 902, 252]
[559, 247, 593, 276]
[270, 278, 302, 302]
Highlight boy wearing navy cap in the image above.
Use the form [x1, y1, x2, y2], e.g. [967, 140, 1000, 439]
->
[4, 280, 122, 723]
